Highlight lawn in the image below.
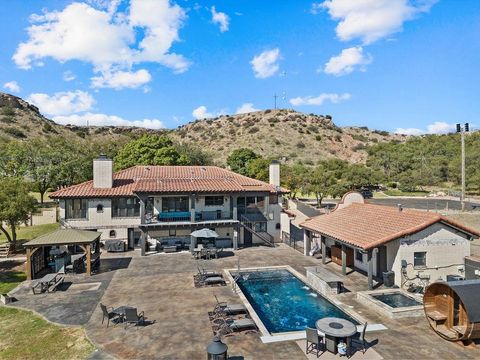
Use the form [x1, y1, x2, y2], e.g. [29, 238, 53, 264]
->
[0, 271, 26, 294]
[0, 306, 94, 360]
[383, 189, 430, 197]
[0, 223, 59, 245]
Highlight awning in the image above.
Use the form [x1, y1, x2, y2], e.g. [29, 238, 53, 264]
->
[24, 229, 100, 247]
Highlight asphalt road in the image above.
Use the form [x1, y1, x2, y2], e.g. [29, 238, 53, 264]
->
[322, 197, 480, 211]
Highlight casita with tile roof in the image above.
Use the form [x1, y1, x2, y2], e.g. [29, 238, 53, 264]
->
[299, 193, 479, 289]
[50, 155, 287, 255]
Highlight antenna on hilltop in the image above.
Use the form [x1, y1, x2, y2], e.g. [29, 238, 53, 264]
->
[273, 94, 278, 110]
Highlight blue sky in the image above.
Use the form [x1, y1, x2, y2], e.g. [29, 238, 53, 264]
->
[0, 0, 479, 134]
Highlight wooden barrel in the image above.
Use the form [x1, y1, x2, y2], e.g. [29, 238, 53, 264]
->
[424, 280, 480, 342]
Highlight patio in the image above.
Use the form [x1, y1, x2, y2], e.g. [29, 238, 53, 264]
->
[6, 245, 480, 359]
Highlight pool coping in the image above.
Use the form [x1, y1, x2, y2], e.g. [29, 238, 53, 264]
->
[223, 265, 367, 343]
[356, 289, 424, 319]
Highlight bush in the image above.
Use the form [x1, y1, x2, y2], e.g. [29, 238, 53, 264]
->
[264, 109, 272, 114]
[296, 141, 306, 148]
[334, 134, 342, 142]
[0, 116, 14, 124]
[1, 106, 15, 116]
[42, 122, 56, 133]
[3, 127, 26, 138]
[374, 130, 390, 136]
[352, 134, 368, 142]
[352, 143, 366, 151]
[315, 135, 322, 141]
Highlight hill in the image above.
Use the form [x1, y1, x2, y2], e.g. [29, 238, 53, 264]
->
[0, 92, 405, 165]
[171, 109, 406, 164]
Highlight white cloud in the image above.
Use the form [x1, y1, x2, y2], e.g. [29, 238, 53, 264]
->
[53, 112, 165, 129]
[211, 6, 230, 32]
[13, 0, 189, 89]
[324, 46, 372, 76]
[395, 121, 456, 135]
[250, 48, 281, 79]
[3, 81, 21, 93]
[394, 127, 424, 136]
[28, 90, 95, 116]
[236, 103, 259, 114]
[427, 121, 455, 134]
[320, 0, 437, 44]
[91, 69, 152, 89]
[290, 93, 351, 106]
[63, 71, 76, 82]
[192, 105, 213, 119]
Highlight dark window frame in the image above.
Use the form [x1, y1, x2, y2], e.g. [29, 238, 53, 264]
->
[65, 199, 88, 219]
[161, 196, 189, 213]
[109, 230, 116, 238]
[205, 196, 224, 206]
[111, 197, 140, 218]
[414, 251, 427, 268]
[96, 204, 104, 213]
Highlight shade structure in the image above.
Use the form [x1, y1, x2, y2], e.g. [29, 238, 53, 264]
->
[190, 228, 219, 238]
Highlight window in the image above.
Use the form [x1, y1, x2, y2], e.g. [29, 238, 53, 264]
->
[356, 250, 363, 263]
[96, 204, 104, 213]
[112, 197, 140, 218]
[109, 230, 116, 238]
[205, 196, 224, 206]
[414, 252, 427, 268]
[161, 197, 189, 212]
[65, 199, 88, 219]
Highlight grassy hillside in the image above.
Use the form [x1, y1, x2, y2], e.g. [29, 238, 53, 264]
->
[0, 92, 405, 166]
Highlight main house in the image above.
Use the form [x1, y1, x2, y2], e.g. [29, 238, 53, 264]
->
[300, 192, 480, 289]
[50, 155, 286, 255]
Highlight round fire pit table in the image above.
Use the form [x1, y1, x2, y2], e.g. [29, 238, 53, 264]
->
[315, 317, 357, 355]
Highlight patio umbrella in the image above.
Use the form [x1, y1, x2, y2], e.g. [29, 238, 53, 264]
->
[190, 228, 219, 251]
[190, 228, 219, 238]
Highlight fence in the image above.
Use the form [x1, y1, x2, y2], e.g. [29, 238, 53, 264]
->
[282, 231, 304, 254]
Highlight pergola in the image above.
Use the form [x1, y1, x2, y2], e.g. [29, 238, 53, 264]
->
[24, 229, 101, 280]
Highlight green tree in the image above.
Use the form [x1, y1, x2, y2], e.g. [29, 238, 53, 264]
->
[342, 164, 382, 190]
[304, 160, 347, 206]
[226, 148, 259, 176]
[0, 178, 37, 247]
[174, 142, 213, 166]
[281, 163, 308, 199]
[246, 157, 272, 182]
[114, 135, 185, 169]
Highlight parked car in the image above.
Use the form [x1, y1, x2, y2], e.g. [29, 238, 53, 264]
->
[361, 189, 373, 199]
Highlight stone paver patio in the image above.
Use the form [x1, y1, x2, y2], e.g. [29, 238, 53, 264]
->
[8, 244, 480, 359]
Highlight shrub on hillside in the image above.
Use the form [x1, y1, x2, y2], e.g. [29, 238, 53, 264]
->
[3, 127, 26, 138]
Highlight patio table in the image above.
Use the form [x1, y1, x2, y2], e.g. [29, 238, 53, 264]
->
[32, 273, 60, 294]
[112, 306, 136, 323]
[316, 317, 357, 355]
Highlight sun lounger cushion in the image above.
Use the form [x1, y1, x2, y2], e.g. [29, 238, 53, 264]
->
[224, 304, 247, 314]
[204, 276, 224, 284]
[229, 318, 256, 330]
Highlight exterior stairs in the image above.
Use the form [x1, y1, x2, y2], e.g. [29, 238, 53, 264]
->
[0, 243, 10, 259]
[240, 215, 275, 247]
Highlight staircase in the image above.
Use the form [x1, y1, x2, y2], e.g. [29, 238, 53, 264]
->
[240, 215, 275, 247]
[0, 243, 10, 259]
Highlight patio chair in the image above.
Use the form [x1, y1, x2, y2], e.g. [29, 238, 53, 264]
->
[305, 327, 324, 357]
[197, 265, 222, 278]
[124, 308, 145, 329]
[100, 303, 119, 328]
[216, 318, 258, 334]
[214, 295, 247, 315]
[351, 322, 368, 354]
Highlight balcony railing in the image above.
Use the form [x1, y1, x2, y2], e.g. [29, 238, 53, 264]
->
[145, 210, 234, 223]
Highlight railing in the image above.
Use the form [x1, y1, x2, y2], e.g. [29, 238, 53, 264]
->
[196, 210, 233, 221]
[147, 210, 234, 223]
[240, 215, 274, 247]
[157, 211, 191, 222]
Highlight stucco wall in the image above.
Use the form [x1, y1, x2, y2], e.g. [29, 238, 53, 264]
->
[391, 223, 471, 286]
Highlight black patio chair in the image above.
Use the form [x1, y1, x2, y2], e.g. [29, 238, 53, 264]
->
[100, 303, 118, 328]
[305, 327, 324, 357]
[351, 322, 368, 354]
[124, 308, 145, 329]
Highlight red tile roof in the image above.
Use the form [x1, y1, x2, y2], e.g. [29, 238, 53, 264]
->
[50, 165, 286, 198]
[300, 203, 479, 250]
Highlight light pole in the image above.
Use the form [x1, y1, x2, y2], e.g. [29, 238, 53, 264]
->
[456, 123, 470, 211]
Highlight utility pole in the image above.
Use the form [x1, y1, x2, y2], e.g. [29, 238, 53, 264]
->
[273, 94, 278, 109]
[456, 123, 469, 211]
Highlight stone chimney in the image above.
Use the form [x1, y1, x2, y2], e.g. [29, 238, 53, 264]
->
[269, 160, 280, 188]
[93, 154, 113, 189]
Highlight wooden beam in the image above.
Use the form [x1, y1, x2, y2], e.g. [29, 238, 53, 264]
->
[86, 244, 91, 276]
[321, 235, 327, 264]
[341, 244, 347, 275]
[26, 247, 32, 280]
[367, 249, 373, 290]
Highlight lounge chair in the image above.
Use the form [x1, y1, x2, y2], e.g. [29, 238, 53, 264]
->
[197, 265, 222, 278]
[124, 308, 145, 329]
[306, 327, 324, 357]
[217, 318, 258, 334]
[214, 295, 247, 315]
[100, 303, 119, 328]
[202, 275, 224, 285]
[351, 322, 368, 354]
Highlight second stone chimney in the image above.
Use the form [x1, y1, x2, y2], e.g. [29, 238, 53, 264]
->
[93, 154, 113, 189]
[269, 160, 280, 188]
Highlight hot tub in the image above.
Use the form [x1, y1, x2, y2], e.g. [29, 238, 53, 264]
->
[357, 289, 424, 319]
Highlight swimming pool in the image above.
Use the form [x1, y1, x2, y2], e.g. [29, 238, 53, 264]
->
[234, 268, 357, 334]
[372, 292, 421, 308]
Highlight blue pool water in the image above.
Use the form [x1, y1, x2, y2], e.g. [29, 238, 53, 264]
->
[235, 269, 357, 333]
[372, 293, 421, 308]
